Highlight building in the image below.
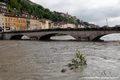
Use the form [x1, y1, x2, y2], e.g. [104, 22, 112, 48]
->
[4, 14, 27, 31]
[60, 23, 76, 28]
[29, 19, 42, 30]
[41, 19, 54, 29]
[29, 19, 54, 30]
[88, 24, 99, 28]
[77, 25, 85, 28]
[1, 14, 55, 32]
[0, 13, 5, 31]
[0, 2, 7, 13]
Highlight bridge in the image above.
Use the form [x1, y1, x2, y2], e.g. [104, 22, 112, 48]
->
[0, 27, 120, 41]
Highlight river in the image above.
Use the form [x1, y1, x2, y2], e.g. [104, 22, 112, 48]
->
[0, 34, 120, 80]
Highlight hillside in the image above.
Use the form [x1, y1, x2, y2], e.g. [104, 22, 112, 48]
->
[5, 0, 80, 24]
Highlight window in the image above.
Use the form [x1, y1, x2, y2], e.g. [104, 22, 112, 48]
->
[5, 18, 7, 22]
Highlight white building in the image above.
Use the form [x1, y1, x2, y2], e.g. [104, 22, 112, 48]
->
[40, 19, 54, 29]
[29, 19, 54, 30]
[78, 25, 85, 28]
[60, 23, 76, 28]
[29, 19, 42, 30]
[0, 13, 5, 31]
[0, 2, 7, 13]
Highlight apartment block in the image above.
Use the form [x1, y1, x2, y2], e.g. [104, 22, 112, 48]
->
[29, 19, 54, 30]
[0, 2, 7, 13]
[4, 15, 27, 31]
[0, 13, 5, 31]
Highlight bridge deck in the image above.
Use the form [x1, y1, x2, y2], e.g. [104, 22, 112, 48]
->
[2, 27, 120, 33]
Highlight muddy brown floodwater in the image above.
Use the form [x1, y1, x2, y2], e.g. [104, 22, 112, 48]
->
[0, 39, 120, 80]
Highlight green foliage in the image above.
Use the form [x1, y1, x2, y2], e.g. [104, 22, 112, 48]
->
[68, 50, 87, 70]
[7, 0, 80, 24]
[8, 0, 22, 11]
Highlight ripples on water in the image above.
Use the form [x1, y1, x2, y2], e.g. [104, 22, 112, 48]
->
[0, 35, 120, 80]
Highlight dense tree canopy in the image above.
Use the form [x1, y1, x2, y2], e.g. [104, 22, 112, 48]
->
[7, 0, 80, 24]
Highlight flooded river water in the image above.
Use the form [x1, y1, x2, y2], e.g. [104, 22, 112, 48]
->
[0, 35, 120, 80]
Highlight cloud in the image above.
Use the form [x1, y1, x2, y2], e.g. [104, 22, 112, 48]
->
[31, 0, 120, 26]
[76, 6, 120, 22]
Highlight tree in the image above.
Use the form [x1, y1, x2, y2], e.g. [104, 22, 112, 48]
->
[8, 0, 81, 24]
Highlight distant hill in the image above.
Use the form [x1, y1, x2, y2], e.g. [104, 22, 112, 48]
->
[5, 0, 80, 24]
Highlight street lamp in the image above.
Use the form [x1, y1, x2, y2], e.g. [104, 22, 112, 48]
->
[106, 19, 109, 27]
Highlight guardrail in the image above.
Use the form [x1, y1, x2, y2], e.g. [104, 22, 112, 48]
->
[2, 27, 120, 33]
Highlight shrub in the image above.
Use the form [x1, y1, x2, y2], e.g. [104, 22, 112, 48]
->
[68, 50, 87, 70]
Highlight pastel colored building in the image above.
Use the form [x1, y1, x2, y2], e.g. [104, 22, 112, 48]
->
[40, 19, 54, 29]
[4, 15, 27, 31]
[29, 19, 42, 30]
[29, 19, 54, 30]
[60, 23, 76, 28]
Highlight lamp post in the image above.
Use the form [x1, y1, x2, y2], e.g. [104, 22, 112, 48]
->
[106, 19, 109, 27]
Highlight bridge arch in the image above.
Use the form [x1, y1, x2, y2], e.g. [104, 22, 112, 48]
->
[39, 33, 75, 40]
[91, 33, 120, 41]
[30, 36, 39, 40]
[92, 34, 105, 41]
[39, 33, 60, 40]
[10, 35, 24, 40]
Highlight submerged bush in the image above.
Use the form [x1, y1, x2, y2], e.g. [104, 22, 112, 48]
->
[68, 50, 87, 70]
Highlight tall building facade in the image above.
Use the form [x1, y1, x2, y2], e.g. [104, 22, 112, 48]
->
[29, 19, 42, 30]
[0, 13, 5, 31]
[29, 19, 54, 30]
[40, 19, 54, 29]
[0, 2, 7, 13]
[4, 15, 27, 31]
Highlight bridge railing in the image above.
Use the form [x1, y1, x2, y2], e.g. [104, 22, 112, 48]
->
[2, 27, 120, 33]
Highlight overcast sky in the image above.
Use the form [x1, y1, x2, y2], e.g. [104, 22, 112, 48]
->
[31, 0, 120, 26]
